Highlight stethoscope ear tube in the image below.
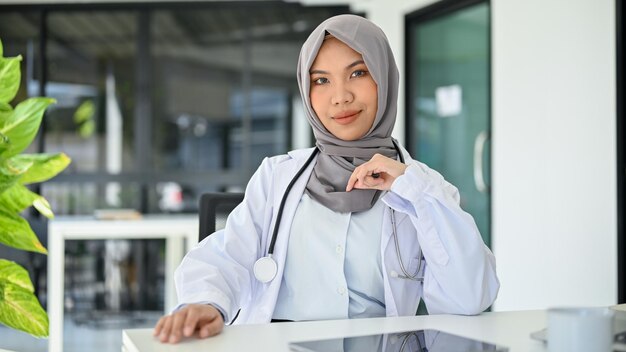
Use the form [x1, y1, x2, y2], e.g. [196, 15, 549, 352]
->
[391, 139, 405, 164]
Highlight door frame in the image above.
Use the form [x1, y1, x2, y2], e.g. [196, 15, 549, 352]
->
[617, 0, 624, 303]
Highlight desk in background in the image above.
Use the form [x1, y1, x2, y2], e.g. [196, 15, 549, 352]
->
[123, 310, 549, 351]
[48, 215, 198, 352]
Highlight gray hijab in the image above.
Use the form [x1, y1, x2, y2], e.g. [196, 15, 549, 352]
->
[297, 14, 400, 213]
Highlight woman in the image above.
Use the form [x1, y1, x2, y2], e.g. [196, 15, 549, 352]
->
[154, 14, 499, 344]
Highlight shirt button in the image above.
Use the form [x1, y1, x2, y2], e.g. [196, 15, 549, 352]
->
[337, 287, 346, 295]
[336, 245, 343, 254]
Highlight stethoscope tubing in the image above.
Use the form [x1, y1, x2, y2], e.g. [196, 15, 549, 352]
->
[267, 147, 320, 255]
[256, 140, 423, 283]
[268, 141, 404, 256]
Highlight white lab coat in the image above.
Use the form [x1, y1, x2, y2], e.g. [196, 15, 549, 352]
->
[175, 146, 499, 324]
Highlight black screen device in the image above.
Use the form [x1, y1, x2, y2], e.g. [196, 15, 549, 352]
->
[289, 329, 508, 352]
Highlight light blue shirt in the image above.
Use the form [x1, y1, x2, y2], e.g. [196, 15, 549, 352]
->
[272, 193, 386, 321]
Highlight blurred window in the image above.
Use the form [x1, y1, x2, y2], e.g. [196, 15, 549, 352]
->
[0, 3, 352, 214]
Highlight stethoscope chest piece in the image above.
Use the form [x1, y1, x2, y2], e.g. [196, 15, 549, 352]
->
[253, 256, 278, 283]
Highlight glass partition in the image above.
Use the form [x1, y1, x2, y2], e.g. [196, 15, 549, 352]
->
[406, 1, 491, 246]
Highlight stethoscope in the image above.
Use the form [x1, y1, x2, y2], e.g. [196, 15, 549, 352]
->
[252, 140, 424, 284]
[396, 331, 426, 352]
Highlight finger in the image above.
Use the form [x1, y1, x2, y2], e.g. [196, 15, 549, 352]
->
[159, 315, 173, 343]
[199, 318, 224, 338]
[183, 308, 200, 337]
[354, 163, 370, 182]
[153, 316, 166, 336]
[346, 167, 360, 191]
[347, 160, 385, 191]
[360, 175, 385, 189]
[169, 310, 188, 343]
[356, 165, 378, 187]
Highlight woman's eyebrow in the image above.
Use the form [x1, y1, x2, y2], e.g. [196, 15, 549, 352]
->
[309, 60, 366, 75]
[309, 68, 328, 75]
[346, 60, 365, 69]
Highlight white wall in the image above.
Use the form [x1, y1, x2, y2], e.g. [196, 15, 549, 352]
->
[491, 0, 616, 309]
[306, 0, 618, 310]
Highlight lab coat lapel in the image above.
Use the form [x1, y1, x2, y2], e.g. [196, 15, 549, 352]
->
[249, 148, 317, 322]
[271, 149, 318, 263]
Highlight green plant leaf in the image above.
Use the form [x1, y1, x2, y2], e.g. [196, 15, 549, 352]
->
[0, 101, 11, 121]
[0, 97, 55, 158]
[73, 100, 94, 124]
[0, 52, 9, 155]
[32, 196, 53, 219]
[0, 55, 22, 105]
[0, 184, 37, 213]
[0, 157, 30, 196]
[1, 156, 33, 176]
[0, 132, 9, 159]
[0, 183, 54, 219]
[78, 119, 95, 138]
[0, 157, 33, 195]
[13, 153, 70, 185]
[0, 172, 17, 196]
[0, 183, 52, 218]
[0, 259, 33, 292]
[0, 102, 12, 143]
[0, 209, 47, 254]
[0, 260, 48, 337]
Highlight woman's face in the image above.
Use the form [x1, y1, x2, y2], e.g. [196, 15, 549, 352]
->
[309, 37, 378, 141]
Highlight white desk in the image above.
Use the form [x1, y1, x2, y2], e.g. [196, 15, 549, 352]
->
[48, 215, 198, 352]
[122, 310, 549, 351]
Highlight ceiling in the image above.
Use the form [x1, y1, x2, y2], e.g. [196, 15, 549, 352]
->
[0, 2, 351, 77]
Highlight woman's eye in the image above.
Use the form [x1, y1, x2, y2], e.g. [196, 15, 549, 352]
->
[313, 77, 329, 85]
[351, 70, 367, 78]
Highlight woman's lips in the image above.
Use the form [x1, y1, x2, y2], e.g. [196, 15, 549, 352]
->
[332, 110, 360, 125]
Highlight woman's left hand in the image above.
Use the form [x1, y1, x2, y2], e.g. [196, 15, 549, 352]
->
[346, 153, 408, 192]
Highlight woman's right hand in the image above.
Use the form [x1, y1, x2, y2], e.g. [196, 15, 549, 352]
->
[153, 304, 224, 343]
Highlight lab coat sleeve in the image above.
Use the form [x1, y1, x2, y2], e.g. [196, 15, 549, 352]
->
[174, 156, 281, 323]
[382, 161, 500, 315]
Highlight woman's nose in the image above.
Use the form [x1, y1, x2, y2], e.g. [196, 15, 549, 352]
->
[331, 83, 354, 105]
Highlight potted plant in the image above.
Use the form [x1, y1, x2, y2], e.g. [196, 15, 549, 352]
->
[0, 38, 71, 338]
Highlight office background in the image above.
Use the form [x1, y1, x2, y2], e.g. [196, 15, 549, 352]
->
[0, 0, 621, 350]
[336, 0, 618, 311]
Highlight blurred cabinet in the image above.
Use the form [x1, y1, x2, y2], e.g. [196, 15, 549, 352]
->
[47, 215, 197, 352]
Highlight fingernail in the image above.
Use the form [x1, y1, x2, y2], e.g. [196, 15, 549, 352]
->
[169, 335, 177, 343]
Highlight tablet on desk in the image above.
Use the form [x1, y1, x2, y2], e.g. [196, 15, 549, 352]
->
[289, 329, 508, 352]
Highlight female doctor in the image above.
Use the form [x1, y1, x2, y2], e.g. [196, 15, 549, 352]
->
[154, 14, 499, 344]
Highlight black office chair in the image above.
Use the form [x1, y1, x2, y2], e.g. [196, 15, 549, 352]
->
[198, 192, 244, 242]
